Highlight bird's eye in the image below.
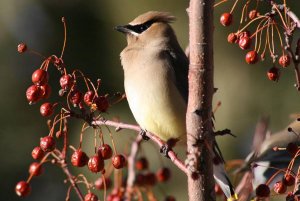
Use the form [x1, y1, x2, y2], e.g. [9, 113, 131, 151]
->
[131, 20, 154, 34]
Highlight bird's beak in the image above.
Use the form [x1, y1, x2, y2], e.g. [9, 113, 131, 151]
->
[114, 25, 131, 34]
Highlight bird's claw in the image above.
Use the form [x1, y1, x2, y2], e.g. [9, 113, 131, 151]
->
[160, 144, 170, 158]
[139, 129, 150, 141]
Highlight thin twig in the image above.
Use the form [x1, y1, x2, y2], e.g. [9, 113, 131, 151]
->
[61, 163, 84, 201]
[124, 135, 143, 201]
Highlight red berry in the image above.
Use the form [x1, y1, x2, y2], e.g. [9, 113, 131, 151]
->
[40, 103, 54, 117]
[88, 155, 104, 173]
[31, 146, 45, 160]
[70, 90, 82, 106]
[274, 181, 287, 194]
[267, 67, 280, 81]
[60, 74, 74, 90]
[84, 192, 98, 201]
[95, 177, 112, 190]
[239, 36, 251, 50]
[112, 154, 126, 169]
[71, 149, 89, 167]
[165, 196, 176, 201]
[84, 90, 95, 106]
[17, 43, 27, 53]
[26, 85, 43, 103]
[98, 144, 113, 160]
[245, 50, 259, 64]
[227, 33, 238, 44]
[279, 55, 291, 67]
[29, 162, 43, 176]
[145, 172, 157, 186]
[256, 184, 270, 197]
[40, 136, 56, 152]
[220, 13, 233, 26]
[156, 167, 171, 182]
[40, 84, 52, 99]
[283, 174, 295, 186]
[15, 181, 31, 197]
[135, 157, 148, 171]
[286, 142, 298, 156]
[94, 96, 109, 112]
[32, 69, 49, 85]
[249, 10, 258, 20]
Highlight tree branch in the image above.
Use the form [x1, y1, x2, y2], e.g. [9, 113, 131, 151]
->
[186, 0, 215, 201]
[61, 164, 84, 201]
[92, 119, 188, 175]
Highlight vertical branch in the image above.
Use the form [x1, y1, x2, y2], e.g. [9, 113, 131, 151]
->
[186, 0, 215, 201]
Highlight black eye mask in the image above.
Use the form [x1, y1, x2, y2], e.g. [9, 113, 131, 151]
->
[126, 20, 155, 34]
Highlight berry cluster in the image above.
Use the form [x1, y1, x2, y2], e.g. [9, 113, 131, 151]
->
[218, 0, 300, 86]
[253, 139, 300, 200]
[16, 17, 178, 201]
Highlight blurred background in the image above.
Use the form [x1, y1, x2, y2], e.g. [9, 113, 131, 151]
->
[1, 0, 299, 200]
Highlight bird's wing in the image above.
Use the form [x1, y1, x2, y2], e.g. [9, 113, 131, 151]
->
[161, 47, 189, 103]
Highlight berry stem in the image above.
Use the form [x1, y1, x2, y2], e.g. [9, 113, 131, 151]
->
[79, 122, 89, 149]
[293, 165, 300, 194]
[239, 0, 250, 24]
[239, 15, 267, 34]
[77, 174, 91, 191]
[256, 18, 269, 52]
[61, 162, 84, 201]
[272, 4, 288, 29]
[286, 150, 300, 176]
[213, 0, 227, 8]
[62, 118, 68, 159]
[230, 0, 240, 14]
[26, 152, 51, 183]
[72, 69, 90, 91]
[273, 22, 285, 55]
[65, 185, 72, 201]
[101, 174, 107, 201]
[60, 17, 67, 59]
[271, 24, 275, 56]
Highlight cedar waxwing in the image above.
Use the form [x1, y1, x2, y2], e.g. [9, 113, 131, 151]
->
[115, 11, 237, 200]
[237, 118, 300, 189]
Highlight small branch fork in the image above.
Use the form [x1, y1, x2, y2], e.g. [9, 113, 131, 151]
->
[92, 119, 188, 175]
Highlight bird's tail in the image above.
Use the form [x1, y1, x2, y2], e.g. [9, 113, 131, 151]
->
[212, 142, 238, 201]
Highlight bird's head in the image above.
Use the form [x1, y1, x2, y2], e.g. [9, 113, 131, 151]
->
[115, 11, 176, 46]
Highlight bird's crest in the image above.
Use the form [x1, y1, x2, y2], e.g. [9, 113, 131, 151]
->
[129, 11, 176, 26]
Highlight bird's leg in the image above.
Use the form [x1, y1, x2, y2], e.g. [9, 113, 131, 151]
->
[160, 144, 170, 158]
[139, 129, 150, 141]
[160, 138, 178, 158]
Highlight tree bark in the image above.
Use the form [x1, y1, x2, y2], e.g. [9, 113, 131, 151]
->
[186, 0, 215, 201]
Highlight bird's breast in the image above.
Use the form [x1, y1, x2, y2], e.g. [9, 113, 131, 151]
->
[122, 50, 186, 141]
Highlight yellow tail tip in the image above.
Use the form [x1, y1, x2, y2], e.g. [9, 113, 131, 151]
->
[227, 194, 238, 201]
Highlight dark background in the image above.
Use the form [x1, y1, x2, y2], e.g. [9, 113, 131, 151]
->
[1, 1, 299, 200]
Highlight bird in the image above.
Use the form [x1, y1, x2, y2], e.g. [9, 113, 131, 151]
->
[236, 117, 300, 190]
[115, 11, 237, 200]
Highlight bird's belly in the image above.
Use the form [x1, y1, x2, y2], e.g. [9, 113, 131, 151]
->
[124, 75, 186, 142]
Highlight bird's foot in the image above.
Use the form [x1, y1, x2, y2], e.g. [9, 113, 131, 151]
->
[160, 144, 170, 158]
[160, 138, 178, 158]
[139, 129, 150, 141]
